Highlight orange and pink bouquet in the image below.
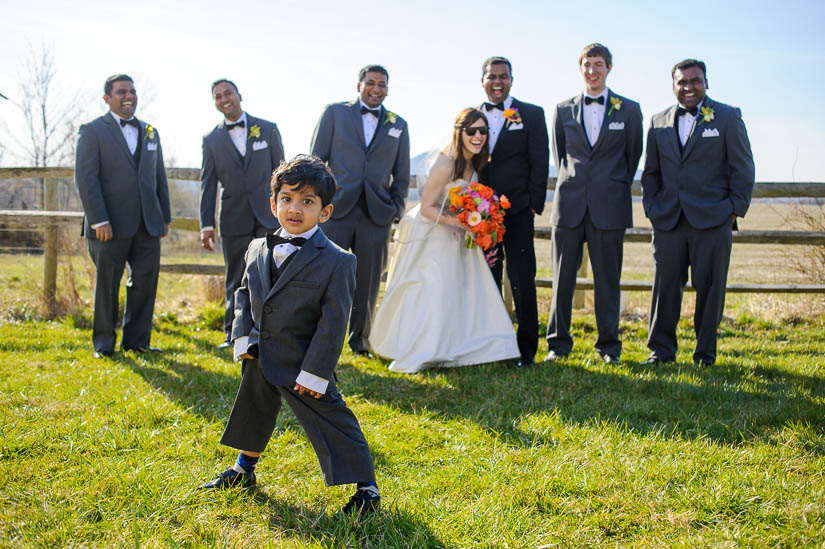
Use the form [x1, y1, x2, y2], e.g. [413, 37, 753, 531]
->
[447, 182, 511, 251]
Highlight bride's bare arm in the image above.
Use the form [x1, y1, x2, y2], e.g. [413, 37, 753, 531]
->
[419, 155, 462, 228]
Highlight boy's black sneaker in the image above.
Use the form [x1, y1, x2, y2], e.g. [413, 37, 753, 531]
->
[199, 468, 256, 490]
[341, 489, 381, 515]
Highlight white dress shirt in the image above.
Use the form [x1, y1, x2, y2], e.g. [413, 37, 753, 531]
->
[92, 112, 140, 229]
[232, 224, 329, 394]
[359, 100, 380, 146]
[677, 100, 703, 146]
[483, 95, 513, 153]
[226, 111, 248, 156]
[582, 88, 608, 147]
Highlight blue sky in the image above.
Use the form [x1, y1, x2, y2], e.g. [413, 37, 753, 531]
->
[1, 0, 824, 181]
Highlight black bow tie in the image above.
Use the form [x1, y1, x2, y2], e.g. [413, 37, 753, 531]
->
[484, 102, 504, 112]
[226, 120, 245, 130]
[267, 233, 307, 248]
[677, 106, 698, 117]
[120, 118, 139, 128]
[361, 106, 380, 118]
[584, 96, 605, 105]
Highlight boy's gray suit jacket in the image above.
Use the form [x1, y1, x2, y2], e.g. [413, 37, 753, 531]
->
[231, 229, 356, 392]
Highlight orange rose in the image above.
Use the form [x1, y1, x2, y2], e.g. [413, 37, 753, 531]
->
[500, 195, 511, 209]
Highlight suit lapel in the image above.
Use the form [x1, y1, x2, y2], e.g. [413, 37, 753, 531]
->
[571, 94, 590, 150]
[349, 100, 367, 150]
[664, 105, 681, 160]
[493, 98, 519, 155]
[218, 121, 244, 169]
[265, 231, 325, 300]
[103, 114, 137, 168]
[367, 106, 387, 152]
[243, 115, 256, 171]
[589, 91, 614, 154]
[257, 241, 273, 300]
[681, 98, 710, 160]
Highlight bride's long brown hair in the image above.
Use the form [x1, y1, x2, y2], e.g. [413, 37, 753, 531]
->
[448, 108, 489, 180]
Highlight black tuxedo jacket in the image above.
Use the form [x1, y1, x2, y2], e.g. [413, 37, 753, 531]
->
[481, 98, 549, 215]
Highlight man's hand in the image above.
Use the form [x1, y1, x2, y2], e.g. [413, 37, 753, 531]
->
[732, 214, 737, 226]
[95, 223, 113, 242]
[201, 229, 216, 251]
[294, 383, 323, 399]
[239, 352, 253, 360]
[161, 223, 170, 238]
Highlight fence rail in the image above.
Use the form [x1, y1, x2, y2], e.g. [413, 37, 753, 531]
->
[1, 167, 824, 316]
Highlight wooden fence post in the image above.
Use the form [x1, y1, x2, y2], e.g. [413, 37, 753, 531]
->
[42, 177, 58, 318]
[573, 244, 588, 309]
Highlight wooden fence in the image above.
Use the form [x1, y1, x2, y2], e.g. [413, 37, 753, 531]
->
[2, 167, 824, 316]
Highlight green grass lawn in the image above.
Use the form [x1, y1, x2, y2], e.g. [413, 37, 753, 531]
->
[1, 311, 823, 547]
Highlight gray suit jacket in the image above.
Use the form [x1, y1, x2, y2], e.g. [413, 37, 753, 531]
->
[231, 229, 356, 391]
[200, 114, 284, 236]
[310, 99, 410, 225]
[550, 90, 643, 230]
[641, 97, 755, 231]
[74, 113, 171, 238]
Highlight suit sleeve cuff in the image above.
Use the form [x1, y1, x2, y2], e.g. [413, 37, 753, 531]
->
[233, 336, 249, 362]
[200, 226, 214, 233]
[295, 370, 329, 394]
[90, 221, 110, 229]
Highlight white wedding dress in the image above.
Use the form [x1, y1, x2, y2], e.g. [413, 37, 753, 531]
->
[369, 176, 520, 373]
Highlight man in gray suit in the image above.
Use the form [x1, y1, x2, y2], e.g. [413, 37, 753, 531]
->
[74, 74, 171, 358]
[642, 59, 755, 366]
[310, 65, 410, 355]
[545, 43, 643, 364]
[200, 79, 284, 348]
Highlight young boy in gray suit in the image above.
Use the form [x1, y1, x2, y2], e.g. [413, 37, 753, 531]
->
[200, 155, 380, 515]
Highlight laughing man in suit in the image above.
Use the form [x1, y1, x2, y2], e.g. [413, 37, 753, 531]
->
[545, 43, 643, 364]
[200, 79, 285, 349]
[74, 74, 171, 358]
[480, 56, 549, 368]
[310, 65, 410, 355]
[641, 59, 755, 366]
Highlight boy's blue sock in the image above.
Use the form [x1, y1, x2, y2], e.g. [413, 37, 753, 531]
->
[357, 481, 379, 497]
[232, 452, 260, 474]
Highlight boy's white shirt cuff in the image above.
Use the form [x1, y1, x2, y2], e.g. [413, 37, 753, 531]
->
[233, 336, 249, 361]
[295, 370, 329, 394]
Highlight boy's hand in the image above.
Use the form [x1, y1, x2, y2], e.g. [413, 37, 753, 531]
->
[294, 383, 323, 399]
[239, 352, 254, 360]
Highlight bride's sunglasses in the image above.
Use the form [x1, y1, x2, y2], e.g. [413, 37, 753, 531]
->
[461, 126, 488, 136]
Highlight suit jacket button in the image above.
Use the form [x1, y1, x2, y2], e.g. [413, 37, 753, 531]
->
[263, 305, 272, 313]
[260, 330, 270, 339]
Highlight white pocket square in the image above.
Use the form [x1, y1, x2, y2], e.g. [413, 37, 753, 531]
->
[609, 121, 624, 130]
[508, 123, 524, 131]
[701, 128, 719, 138]
[146, 143, 158, 151]
[388, 128, 402, 139]
[252, 140, 268, 151]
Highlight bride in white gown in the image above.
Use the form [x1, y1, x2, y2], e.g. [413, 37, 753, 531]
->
[369, 108, 520, 373]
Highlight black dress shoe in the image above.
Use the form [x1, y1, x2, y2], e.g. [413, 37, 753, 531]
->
[123, 346, 163, 354]
[600, 353, 620, 364]
[93, 350, 113, 359]
[199, 467, 256, 490]
[516, 356, 535, 368]
[352, 349, 374, 359]
[217, 341, 232, 350]
[341, 489, 381, 515]
[643, 356, 674, 365]
[543, 350, 567, 363]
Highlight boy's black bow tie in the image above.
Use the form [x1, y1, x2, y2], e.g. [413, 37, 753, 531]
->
[267, 234, 307, 248]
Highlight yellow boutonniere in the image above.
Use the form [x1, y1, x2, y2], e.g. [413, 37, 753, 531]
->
[697, 106, 715, 126]
[384, 111, 397, 125]
[145, 125, 155, 141]
[503, 108, 522, 126]
[249, 125, 261, 139]
[608, 97, 622, 116]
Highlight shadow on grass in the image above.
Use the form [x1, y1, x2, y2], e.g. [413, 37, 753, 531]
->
[337, 353, 825, 447]
[252, 490, 447, 548]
